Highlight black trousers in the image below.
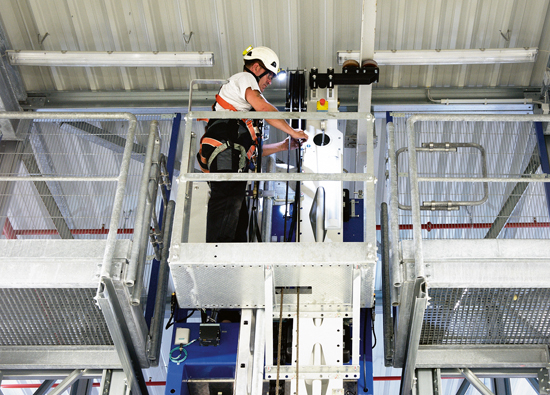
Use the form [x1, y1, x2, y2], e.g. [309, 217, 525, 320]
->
[206, 181, 248, 242]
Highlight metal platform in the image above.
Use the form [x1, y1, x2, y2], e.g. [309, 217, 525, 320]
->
[0, 240, 137, 369]
[0, 239, 132, 369]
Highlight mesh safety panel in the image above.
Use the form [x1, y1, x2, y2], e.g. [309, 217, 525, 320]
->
[0, 288, 113, 346]
[421, 288, 550, 345]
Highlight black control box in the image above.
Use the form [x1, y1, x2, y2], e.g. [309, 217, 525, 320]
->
[199, 323, 220, 346]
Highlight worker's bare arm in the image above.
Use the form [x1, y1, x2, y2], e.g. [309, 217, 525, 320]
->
[263, 136, 302, 156]
[245, 88, 308, 141]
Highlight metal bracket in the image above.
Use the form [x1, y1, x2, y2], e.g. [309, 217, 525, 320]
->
[539, 368, 550, 394]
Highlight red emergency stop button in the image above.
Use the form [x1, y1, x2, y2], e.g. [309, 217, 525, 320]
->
[317, 98, 328, 111]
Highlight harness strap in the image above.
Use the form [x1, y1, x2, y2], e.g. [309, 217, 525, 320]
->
[207, 142, 248, 172]
[215, 94, 258, 144]
[196, 94, 261, 173]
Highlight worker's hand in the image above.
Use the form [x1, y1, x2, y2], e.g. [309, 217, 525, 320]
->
[283, 136, 303, 150]
[290, 129, 308, 141]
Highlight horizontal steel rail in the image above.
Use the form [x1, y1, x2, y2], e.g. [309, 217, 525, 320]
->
[187, 110, 373, 121]
[182, 172, 376, 182]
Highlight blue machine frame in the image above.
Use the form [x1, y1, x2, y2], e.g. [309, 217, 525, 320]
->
[165, 322, 239, 395]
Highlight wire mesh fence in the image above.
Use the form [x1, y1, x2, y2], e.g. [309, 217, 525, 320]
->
[392, 115, 550, 240]
[0, 115, 175, 242]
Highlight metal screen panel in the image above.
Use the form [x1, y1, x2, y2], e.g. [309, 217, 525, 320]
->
[420, 288, 550, 345]
[392, 116, 550, 240]
[1, 116, 175, 242]
[0, 288, 113, 346]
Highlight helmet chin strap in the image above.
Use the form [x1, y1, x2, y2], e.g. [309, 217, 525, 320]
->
[245, 67, 271, 83]
[244, 67, 261, 83]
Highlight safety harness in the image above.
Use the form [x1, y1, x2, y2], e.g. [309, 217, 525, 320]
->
[197, 94, 259, 173]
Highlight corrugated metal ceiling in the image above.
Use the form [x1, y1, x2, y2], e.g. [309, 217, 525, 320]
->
[1, 0, 549, 96]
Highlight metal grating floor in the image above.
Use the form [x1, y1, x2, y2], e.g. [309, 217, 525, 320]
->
[0, 288, 113, 346]
[421, 288, 550, 345]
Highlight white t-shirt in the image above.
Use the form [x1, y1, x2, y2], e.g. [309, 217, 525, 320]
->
[215, 72, 263, 112]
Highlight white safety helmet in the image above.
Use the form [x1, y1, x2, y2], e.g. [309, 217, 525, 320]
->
[243, 46, 280, 74]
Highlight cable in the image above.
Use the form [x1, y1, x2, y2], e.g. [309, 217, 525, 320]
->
[166, 292, 197, 329]
[169, 339, 197, 364]
[169, 345, 188, 364]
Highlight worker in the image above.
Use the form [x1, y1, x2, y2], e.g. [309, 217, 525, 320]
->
[197, 46, 308, 242]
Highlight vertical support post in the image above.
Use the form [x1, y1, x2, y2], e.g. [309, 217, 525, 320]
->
[386, 115, 403, 292]
[99, 370, 128, 395]
[406, 116, 425, 279]
[127, 120, 159, 286]
[261, 155, 276, 242]
[355, 0, 376, 194]
[251, 309, 266, 395]
[492, 378, 511, 395]
[235, 309, 254, 395]
[358, 308, 373, 395]
[538, 368, 550, 395]
[170, 115, 194, 251]
[69, 379, 93, 395]
[264, 266, 274, 373]
[380, 202, 394, 367]
[534, 122, 550, 217]
[352, 268, 362, 367]
[416, 369, 441, 395]
[147, 200, 176, 365]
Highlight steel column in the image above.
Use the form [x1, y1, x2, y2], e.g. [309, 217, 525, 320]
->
[416, 369, 442, 395]
[492, 378, 511, 395]
[98, 370, 128, 395]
